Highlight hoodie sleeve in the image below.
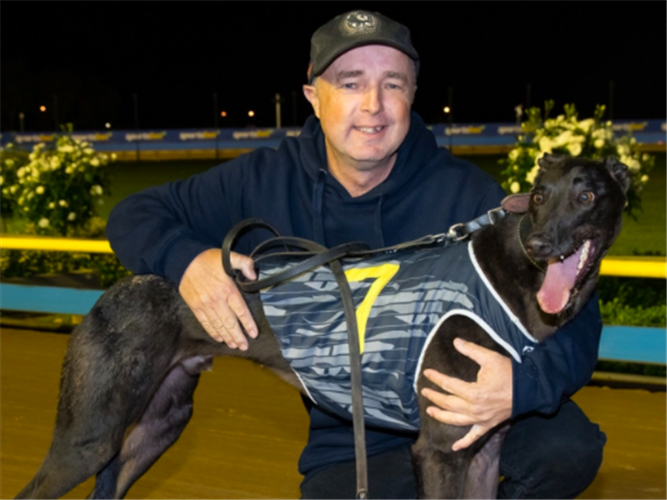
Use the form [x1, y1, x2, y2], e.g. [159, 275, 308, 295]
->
[105, 155, 248, 286]
[511, 291, 603, 417]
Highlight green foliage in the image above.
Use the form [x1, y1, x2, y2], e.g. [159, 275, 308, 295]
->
[599, 299, 666, 328]
[2, 126, 113, 236]
[500, 101, 654, 219]
[0, 217, 132, 287]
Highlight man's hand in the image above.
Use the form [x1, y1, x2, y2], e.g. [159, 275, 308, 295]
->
[420, 338, 512, 451]
[179, 248, 258, 349]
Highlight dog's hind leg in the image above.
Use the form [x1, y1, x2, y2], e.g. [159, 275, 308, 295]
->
[88, 355, 212, 499]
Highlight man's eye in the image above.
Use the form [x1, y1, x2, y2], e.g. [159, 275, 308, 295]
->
[343, 83, 356, 89]
[386, 83, 400, 90]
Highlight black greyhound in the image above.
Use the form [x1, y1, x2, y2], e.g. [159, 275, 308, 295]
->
[16, 154, 629, 499]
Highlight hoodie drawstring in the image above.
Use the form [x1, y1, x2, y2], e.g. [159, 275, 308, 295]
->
[374, 196, 385, 248]
[312, 169, 327, 245]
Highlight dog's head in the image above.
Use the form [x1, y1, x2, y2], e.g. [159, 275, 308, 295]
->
[501, 154, 629, 317]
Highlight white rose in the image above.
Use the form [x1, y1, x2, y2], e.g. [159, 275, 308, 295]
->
[90, 157, 100, 167]
[111, 153, 118, 161]
[38, 218, 50, 228]
[28, 152, 37, 160]
[510, 181, 521, 193]
[67, 212, 77, 221]
[36, 185, 45, 195]
[0, 175, 3, 186]
[90, 185, 103, 196]
[24, 206, 29, 211]
[640, 175, 649, 183]
[48, 202, 55, 209]
[17, 167, 26, 178]
[567, 142, 582, 156]
[10, 185, 18, 194]
[84, 148, 94, 155]
[509, 149, 520, 161]
[59, 199, 68, 207]
[594, 138, 605, 149]
[65, 166, 73, 174]
[617, 144, 630, 156]
[50, 156, 61, 170]
[59, 144, 74, 154]
[5, 158, 15, 167]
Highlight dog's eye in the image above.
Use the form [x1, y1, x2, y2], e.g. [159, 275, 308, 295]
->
[532, 193, 544, 204]
[579, 191, 595, 204]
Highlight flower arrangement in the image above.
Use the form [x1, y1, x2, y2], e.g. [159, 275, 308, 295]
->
[1, 127, 113, 236]
[500, 101, 654, 218]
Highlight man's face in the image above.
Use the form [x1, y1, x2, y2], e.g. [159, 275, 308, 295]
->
[303, 45, 416, 173]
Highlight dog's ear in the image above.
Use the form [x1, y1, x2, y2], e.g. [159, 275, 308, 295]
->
[501, 193, 530, 213]
[604, 157, 631, 193]
[537, 153, 567, 169]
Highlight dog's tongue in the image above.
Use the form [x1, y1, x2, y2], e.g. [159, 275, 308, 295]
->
[537, 247, 583, 314]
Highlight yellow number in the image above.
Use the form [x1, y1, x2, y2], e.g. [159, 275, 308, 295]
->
[345, 263, 400, 354]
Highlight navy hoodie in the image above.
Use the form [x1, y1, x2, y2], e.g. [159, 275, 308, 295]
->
[106, 112, 602, 475]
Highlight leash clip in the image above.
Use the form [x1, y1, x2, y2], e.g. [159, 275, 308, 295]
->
[447, 223, 469, 242]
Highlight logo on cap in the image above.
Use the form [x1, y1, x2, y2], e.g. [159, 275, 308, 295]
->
[342, 11, 377, 35]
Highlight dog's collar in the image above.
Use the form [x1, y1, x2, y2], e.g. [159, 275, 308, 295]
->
[446, 207, 507, 242]
[517, 215, 546, 274]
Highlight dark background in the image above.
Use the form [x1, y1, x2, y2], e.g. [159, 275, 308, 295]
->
[2, 2, 665, 132]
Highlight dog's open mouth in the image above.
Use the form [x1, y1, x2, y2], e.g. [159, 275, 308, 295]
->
[537, 239, 596, 314]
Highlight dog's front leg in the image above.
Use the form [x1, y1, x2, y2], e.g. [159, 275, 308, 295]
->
[463, 424, 509, 499]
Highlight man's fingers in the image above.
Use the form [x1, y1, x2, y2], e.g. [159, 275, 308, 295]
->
[421, 388, 470, 414]
[230, 252, 257, 281]
[423, 369, 472, 397]
[227, 292, 258, 339]
[452, 338, 495, 365]
[425, 407, 477, 427]
[452, 424, 490, 451]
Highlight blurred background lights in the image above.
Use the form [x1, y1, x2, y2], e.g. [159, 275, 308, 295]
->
[443, 106, 451, 113]
[105, 123, 111, 129]
[220, 111, 227, 117]
[39, 105, 47, 112]
[248, 110, 255, 117]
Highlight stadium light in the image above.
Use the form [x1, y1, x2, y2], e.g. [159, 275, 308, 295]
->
[40, 106, 47, 112]
[221, 111, 227, 117]
[248, 110, 255, 117]
[443, 106, 451, 114]
[105, 123, 111, 129]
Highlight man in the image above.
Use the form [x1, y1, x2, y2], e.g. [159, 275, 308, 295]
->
[106, 10, 606, 499]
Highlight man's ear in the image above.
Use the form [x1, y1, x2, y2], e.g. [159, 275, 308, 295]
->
[302, 83, 320, 119]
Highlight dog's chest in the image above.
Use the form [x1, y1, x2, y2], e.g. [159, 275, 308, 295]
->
[258, 242, 533, 431]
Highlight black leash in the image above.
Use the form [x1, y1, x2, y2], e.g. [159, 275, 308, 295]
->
[220, 207, 506, 499]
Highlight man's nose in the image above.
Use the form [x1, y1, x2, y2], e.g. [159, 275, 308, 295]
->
[361, 87, 382, 114]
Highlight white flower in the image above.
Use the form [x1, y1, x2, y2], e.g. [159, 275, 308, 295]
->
[50, 156, 61, 170]
[640, 175, 649, 183]
[59, 144, 74, 153]
[567, 142, 582, 156]
[0, 175, 3, 186]
[38, 218, 50, 228]
[48, 202, 55, 209]
[59, 199, 68, 207]
[90, 157, 100, 167]
[28, 152, 37, 160]
[5, 158, 14, 167]
[510, 181, 521, 193]
[65, 166, 74, 174]
[67, 212, 77, 221]
[509, 149, 520, 161]
[110, 153, 118, 161]
[617, 144, 631, 156]
[84, 148, 94, 155]
[24, 206, 29, 211]
[577, 119, 595, 133]
[90, 185, 103, 196]
[594, 138, 605, 149]
[10, 185, 18, 194]
[526, 164, 540, 184]
[17, 167, 26, 178]
[539, 137, 555, 153]
[36, 185, 45, 195]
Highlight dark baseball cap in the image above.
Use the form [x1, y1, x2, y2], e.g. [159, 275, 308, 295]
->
[308, 10, 420, 83]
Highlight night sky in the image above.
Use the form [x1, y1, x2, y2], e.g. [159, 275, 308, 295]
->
[2, 2, 665, 132]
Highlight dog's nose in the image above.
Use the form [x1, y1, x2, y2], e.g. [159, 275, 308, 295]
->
[525, 234, 554, 258]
